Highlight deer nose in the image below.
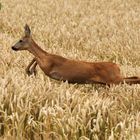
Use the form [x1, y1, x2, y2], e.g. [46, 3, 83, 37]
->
[12, 46, 18, 51]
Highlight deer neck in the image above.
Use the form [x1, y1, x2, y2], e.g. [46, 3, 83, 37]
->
[28, 40, 48, 59]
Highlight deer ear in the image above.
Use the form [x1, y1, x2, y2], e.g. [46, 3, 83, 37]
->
[24, 24, 31, 37]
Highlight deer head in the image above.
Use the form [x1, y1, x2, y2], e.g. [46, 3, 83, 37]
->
[12, 24, 33, 51]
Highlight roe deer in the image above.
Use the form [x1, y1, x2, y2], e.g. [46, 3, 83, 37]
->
[12, 24, 140, 85]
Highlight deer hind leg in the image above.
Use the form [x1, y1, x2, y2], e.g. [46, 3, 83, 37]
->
[88, 76, 107, 85]
[25, 58, 37, 76]
[124, 76, 139, 79]
[122, 76, 140, 84]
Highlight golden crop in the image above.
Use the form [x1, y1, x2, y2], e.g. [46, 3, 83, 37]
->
[0, 0, 140, 139]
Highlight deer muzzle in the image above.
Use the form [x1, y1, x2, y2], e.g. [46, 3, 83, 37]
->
[12, 46, 19, 51]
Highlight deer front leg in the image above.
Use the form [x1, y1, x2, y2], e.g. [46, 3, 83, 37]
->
[29, 61, 37, 76]
[25, 58, 37, 76]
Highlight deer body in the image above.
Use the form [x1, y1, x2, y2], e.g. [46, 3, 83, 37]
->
[25, 40, 122, 84]
[12, 25, 140, 85]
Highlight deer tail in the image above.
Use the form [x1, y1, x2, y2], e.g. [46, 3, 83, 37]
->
[123, 76, 140, 84]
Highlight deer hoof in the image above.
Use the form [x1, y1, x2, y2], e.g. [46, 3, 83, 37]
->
[30, 68, 37, 76]
[25, 69, 32, 76]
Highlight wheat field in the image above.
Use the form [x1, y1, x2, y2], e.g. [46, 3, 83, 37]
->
[0, 0, 140, 140]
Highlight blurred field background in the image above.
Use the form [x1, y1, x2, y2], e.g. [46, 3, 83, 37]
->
[0, 0, 140, 139]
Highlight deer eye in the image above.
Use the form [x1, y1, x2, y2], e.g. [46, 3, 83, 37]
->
[19, 40, 23, 42]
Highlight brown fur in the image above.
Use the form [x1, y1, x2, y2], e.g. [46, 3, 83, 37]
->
[12, 25, 140, 85]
